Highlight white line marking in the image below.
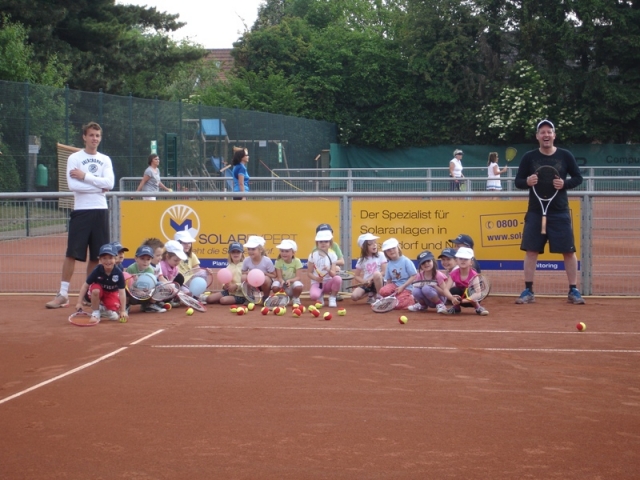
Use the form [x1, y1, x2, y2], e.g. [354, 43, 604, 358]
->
[196, 326, 640, 335]
[0, 329, 165, 406]
[152, 345, 640, 353]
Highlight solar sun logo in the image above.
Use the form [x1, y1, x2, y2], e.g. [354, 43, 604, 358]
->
[160, 204, 200, 242]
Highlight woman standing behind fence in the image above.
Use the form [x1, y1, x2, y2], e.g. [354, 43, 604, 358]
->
[486, 152, 508, 191]
[232, 148, 250, 200]
[135, 154, 172, 200]
[449, 149, 464, 191]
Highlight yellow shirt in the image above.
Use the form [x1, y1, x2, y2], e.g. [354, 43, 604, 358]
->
[178, 253, 200, 276]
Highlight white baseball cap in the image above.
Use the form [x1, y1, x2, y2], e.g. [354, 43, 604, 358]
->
[174, 228, 197, 243]
[164, 240, 187, 261]
[315, 230, 333, 242]
[381, 238, 399, 251]
[455, 247, 475, 259]
[276, 239, 298, 252]
[244, 235, 266, 248]
[357, 233, 379, 248]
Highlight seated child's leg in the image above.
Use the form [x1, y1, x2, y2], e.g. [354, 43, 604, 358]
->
[309, 284, 323, 301]
[378, 283, 396, 297]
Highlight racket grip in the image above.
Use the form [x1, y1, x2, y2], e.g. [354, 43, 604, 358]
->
[541, 216, 547, 234]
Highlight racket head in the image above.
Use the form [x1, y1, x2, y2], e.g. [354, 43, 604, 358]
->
[459, 182, 467, 192]
[151, 282, 179, 301]
[505, 147, 517, 162]
[371, 295, 398, 313]
[241, 281, 263, 304]
[533, 165, 559, 199]
[264, 291, 290, 309]
[177, 292, 207, 313]
[68, 309, 100, 327]
[465, 274, 491, 302]
[337, 270, 355, 281]
[184, 267, 214, 288]
[410, 279, 438, 288]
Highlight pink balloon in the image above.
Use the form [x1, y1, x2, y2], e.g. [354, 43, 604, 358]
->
[217, 267, 233, 284]
[247, 269, 265, 287]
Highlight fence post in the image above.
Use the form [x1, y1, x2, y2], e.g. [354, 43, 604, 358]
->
[129, 92, 134, 176]
[581, 194, 592, 295]
[64, 84, 70, 144]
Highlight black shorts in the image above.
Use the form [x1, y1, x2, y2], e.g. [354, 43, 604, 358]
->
[520, 211, 576, 254]
[66, 209, 110, 262]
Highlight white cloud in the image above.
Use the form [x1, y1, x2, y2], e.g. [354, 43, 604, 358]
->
[116, 0, 264, 48]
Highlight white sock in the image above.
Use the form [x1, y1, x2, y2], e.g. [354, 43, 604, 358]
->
[60, 281, 70, 297]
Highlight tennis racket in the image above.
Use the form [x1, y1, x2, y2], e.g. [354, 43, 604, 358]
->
[336, 269, 355, 280]
[532, 165, 560, 234]
[344, 281, 370, 291]
[151, 282, 180, 302]
[371, 294, 398, 313]
[241, 281, 264, 304]
[125, 273, 156, 301]
[456, 274, 491, 305]
[177, 291, 207, 312]
[459, 182, 467, 192]
[183, 267, 214, 289]
[505, 147, 517, 162]
[68, 309, 100, 327]
[264, 289, 290, 309]
[409, 279, 439, 288]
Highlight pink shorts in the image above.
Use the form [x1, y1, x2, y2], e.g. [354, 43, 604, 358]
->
[88, 283, 121, 312]
[379, 284, 415, 310]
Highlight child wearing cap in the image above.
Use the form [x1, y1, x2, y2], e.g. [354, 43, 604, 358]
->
[242, 235, 276, 297]
[409, 250, 448, 313]
[273, 240, 304, 305]
[126, 245, 166, 313]
[449, 234, 481, 273]
[351, 233, 386, 304]
[174, 228, 200, 277]
[438, 248, 458, 274]
[377, 238, 417, 310]
[111, 241, 128, 267]
[308, 229, 342, 307]
[314, 224, 345, 267]
[203, 242, 246, 305]
[441, 247, 489, 316]
[76, 244, 127, 322]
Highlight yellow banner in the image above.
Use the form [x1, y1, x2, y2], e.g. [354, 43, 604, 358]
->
[121, 200, 340, 267]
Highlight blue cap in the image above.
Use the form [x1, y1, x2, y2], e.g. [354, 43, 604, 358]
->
[135, 245, 154, 257]
[111, 241, 129, 253]
[99, 244, 117, 257]
[229, 242, 243, 253]
[439, 248, 458, 259]
[449, 234, 474, 248]
[315, 223, 333, 233]
[416, 250, 435, 265]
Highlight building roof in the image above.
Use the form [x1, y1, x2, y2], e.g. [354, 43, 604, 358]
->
[206, 49, 234, 81]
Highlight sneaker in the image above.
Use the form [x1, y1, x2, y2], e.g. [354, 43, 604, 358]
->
[291, 297, 301, 306]
[436, 304, 448, 314]
[408, 303, 426, 312]
[366, 295, 376, 304]
[515, 288, 535, 304]
[143, 303, 166, 313]
[170, 300, 182, 308]
[568, 288, 586, 305]
[475, 306, 489, 316]
[440, 305, 461, 315]
[104, 310, 120, 321]
[91, 312, 101, 322]
[328, 296, 337, 308]
[45, 293, 69, 309]
[198, 294, 209, 303]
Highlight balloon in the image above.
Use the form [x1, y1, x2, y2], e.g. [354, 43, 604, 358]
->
[135, 273, 157, 290]
[247, 269, 265, 287]
[217, 267, 233, 284]
[188, 277, 207, 297]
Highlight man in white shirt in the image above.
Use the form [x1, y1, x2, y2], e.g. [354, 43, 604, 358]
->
[46, 122, 115, 308]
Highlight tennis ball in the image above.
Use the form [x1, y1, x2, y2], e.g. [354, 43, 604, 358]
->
[311, 309, 320, 318]
[164, 303, 172, 311]
[237, 308, 245, 316]
[186, 308, 194, 316]
[315, 302, 323, 309]
[273, 307, 281, 315]
[323, 312, 332, 321]
[292, 303, 300, 310]
[399, 315, 408, 324]
[230, 305, 238, 313]
[577, 322, 586, 331]
[261, 307, 269, 315]
[308, 305, 317, 312]
[119, 316, 128, 323]
[298, 305, 306, 313]
[247, 303, 255, 311]
[337, 308, 346, 316]
[277, 307, 286, 316]
[292, 308, 302, 317]
[168, 188, 173, 192]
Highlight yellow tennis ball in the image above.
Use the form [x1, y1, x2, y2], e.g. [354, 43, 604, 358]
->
[119, 316, 128, 323]
[247, 303, 255, 311]
[230, 306, 238, 313]
[398, 315, 408, 324]
[308, 305, 317, 312]
[315, 302, 323, 309]
[186, 308, 194, 316]
[577, 322, 586, 331]
[277, 307, 287, 316]
[299, 305, 306, 313]
[337, 308, 346, 316]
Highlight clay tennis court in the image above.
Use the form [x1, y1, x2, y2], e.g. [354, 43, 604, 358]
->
[1, 295, 638, 479]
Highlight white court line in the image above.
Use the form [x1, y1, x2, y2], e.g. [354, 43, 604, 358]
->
[196, 325, 640, 335]
[0, 329, 165, 406]
[152, 345, 640, 353]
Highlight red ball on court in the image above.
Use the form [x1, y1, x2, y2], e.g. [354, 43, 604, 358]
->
[576, 322, 586, 331]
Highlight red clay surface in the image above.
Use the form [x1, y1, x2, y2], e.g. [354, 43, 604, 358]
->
[1, 295, 639, 479]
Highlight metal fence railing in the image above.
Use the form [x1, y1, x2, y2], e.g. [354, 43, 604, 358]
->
[1, 191, 640, 297]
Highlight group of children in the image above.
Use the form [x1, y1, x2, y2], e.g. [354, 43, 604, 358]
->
[79, 223, 487, 321]
[77, 228, 202, 322]
[349, 231, 488, 315]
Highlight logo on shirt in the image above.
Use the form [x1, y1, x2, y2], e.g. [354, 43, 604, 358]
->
[88, 164, 98, 173]
[112, 275, 119, 282]
[160, 204, 200, 241]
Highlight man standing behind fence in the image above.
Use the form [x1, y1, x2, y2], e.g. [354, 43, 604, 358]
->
[46, 122, 114, 308]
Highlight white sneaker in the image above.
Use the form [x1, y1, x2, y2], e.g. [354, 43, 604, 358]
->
[105, 310, 119, 321]
[198, 293, 209, 303]
[328, 296, 337, 308]
[366, 295, 376, 304]
[408, 303, 426, 312]
[91, 312, 101, 322]
[436, 304, 448, 314]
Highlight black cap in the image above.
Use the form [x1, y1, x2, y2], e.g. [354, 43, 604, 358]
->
[316, 223, 333, 233]
[111, 241, 129, 253]
[99, 244, 117, 257]
[449, 234, 474, 248]
[416, 250, 435, 266]
[229, 242, 243, 253]
[438, 248, 458, 259]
